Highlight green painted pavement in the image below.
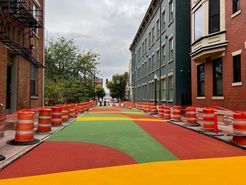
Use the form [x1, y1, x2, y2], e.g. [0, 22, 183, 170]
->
[82, 113, 127, 118]
[48, 118, 178, 163]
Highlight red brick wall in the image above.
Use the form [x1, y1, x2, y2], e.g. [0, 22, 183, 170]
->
[0, 0, 45, 112]
[192, 1, 246, 110]
[0, 45, 7, 106]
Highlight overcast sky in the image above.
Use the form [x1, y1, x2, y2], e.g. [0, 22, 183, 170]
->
[45, 0, 151, 83]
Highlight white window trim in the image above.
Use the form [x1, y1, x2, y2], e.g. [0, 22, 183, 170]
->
[231, 10, 241, 19]
[212, 96, 224, 100]
[197, 97, 205, 100]
[232, 82, 242, 87]
[232, 49, 242, 56]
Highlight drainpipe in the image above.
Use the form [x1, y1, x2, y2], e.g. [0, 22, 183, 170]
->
[159, 0, 162, 104]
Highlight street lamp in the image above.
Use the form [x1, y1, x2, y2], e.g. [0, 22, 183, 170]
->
[154, 74, 158, 106]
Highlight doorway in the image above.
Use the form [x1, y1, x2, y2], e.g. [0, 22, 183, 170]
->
[5, 54, 17, 114]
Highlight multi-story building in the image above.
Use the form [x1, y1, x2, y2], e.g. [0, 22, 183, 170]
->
[191, 0, 246, 110]
[130, 0, 191, 106]
[0, 0, 45, 113]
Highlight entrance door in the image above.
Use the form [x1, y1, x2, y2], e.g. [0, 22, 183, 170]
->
[6, 66, 12, 111]
[6, 55, 17, 114]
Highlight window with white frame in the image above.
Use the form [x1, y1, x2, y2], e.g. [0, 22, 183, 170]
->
[169, 37, 174, 61]
[168, 75, 174, 101]
[162, 45, 166, 65]
[149, 32, 151, 47]
[233, 0, 240, 14]
[152, 54, 155, 71]
[156, 19, 160, 37]
[169, 0, 174, 22]
[194, 6, 203, 41]
[162, 10, 166, 30]
[30, 64, 38, 96]
[156, 50, 160, 69]
[162, 78, 167, 101]
[152, 27, 155, 44]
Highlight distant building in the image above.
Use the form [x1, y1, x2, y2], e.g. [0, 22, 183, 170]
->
[190, 0, 246, 110]
[126, 60, 133, 101]
[95, 77, 103, 88]
[0, 0, 45, 113]
[130, 0, 191, 105]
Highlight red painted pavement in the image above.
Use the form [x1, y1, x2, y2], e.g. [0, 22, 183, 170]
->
[127, 115, 246, 160]
[0, 141, 136, 179]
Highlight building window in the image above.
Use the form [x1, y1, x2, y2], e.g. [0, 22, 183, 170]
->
[194, 6, 203, 41]
[144, 39, 147, 53]
[30, 65, 38, 96]
[149, 32, 151, 47]
[162, 10, 166, 30]
[233, 54, 241, 83]
[156, 19, 160, 37]
[197, 64, 205, 97]
[151, 54, 155, 71]
[162, 45, 166, 65]
[152, 27, 155, 43]
[148, 58, 151, 73]
[32, 3, 39, 34]
[213, 58, 223, 96]
[209, 0, 220, 34]
[169, 37, 173, 61]
[233, 0, 240, 14]
[168, 75, 174, 101]
[156, 50, 160, 69]
[169, 0, 174, 22]
[162, 78, 167, 101]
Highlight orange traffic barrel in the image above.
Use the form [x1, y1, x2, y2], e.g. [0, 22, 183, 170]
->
[163, 106, 171, 120]
[158, 105, 164, 118]
[9, 111, 40, 145]
[186, 107, 197, 125]
[150, 104, 157, 114]
[62, 106, 69, 123]
[69, 105, 76, 118]
[233, 113, 246, 135]
[171, 106, 182, 121]
[52, 107, 62, 126]
[202, 108, 215, 131]
[37, 109, 52, 132]
[232, 112, 246, 145]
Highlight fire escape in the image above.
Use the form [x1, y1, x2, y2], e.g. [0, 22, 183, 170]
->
[0, 0, 44, 68]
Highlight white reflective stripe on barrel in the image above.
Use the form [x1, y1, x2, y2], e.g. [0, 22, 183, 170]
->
[186, 117, 196, 120]
[38, 124, 51, 127]
[39, 116, 51, 119]
[203, 120, 214, 124]
[16, 131, 33, 135]
[234, 120, 246, 124]
[203, 114, 214, 117]
[18, 120, 34, 124]
[62, 116, 69, 118]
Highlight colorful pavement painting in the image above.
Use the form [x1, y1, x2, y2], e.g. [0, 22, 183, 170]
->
[0, 107, 245, 184]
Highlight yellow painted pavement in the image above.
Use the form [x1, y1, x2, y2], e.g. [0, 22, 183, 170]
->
[1, 156, 245, 185]
[77, 117, 164, 122]
[90, 111, 145, 115]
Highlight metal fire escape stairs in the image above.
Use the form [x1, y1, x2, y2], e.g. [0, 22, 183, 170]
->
[0, 0, 44, 68]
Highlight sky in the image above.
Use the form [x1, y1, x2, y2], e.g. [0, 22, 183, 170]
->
[45, 0, 151, 84]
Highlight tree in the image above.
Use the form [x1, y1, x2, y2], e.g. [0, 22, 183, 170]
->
[96, 87, 106, 99]
[106, 72, 128, 100]
[44, 37, 99, 105]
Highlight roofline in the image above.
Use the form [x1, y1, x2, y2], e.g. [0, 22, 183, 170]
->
[129, 0, 157, 51]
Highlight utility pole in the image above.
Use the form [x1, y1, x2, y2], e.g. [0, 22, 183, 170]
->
[159, 0, 162, 104]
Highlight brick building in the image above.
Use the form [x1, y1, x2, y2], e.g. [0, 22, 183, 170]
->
[191, 0, 246, 110]
[0, 0, 45, 114]
[130, 0, 191, 106]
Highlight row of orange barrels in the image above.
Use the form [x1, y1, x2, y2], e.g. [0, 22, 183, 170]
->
[134, 103, 245, 146]
[14, 101, 96, 144]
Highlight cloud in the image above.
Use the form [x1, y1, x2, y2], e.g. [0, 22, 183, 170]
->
[45, 0, 151, 84]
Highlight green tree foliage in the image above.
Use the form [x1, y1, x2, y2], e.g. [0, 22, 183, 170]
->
[106, 72, 128, 100]
[45, 37, 99, 105]
[96, 87, 106, 99]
